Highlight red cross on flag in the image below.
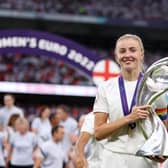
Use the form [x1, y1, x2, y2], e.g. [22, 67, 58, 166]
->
[92, 59, 120, 86]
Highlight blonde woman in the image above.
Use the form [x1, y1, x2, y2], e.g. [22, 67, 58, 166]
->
[93, 34, 165, 168]
[8, 118, 37, 168]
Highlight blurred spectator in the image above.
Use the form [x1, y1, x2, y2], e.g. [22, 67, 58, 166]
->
[7, 114, 20, 141]
[76, 112, 106, 168]
[68, 114, 86, 168]
[8, 118, 37, 168]
[49, 113, 60, 128]
[0, 94, 24, 125]
[56, 105, 78, 155]
[70, 114, 86, 143]
[0, 118, 8, 168]
[34, 125, 68, 168]
[31, 106, 51, 147]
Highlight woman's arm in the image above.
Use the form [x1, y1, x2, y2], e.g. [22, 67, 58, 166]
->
[2, 136, 8, 168]
[33, 157, 44, 168]
[75, 132, 91, 168]
[94, 113, 130, 140]
[6, 144, 13, 164]
[94, 105, 150, 140]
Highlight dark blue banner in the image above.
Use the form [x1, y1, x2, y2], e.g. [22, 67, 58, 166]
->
[0, 29, 100, 78]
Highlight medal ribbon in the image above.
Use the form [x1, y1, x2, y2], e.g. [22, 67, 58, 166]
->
[119, 72, 143, 129]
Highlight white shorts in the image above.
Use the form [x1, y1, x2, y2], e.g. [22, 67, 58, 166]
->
[100, 149, 159, 168]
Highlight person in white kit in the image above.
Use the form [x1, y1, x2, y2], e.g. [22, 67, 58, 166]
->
[7, 114, 20, 142]
[34, 125, 69, 168]
[67, 114, 87, 168]
[8, 118, 38, 168]
[0, 118, 8, 168]
[76, 112, 106, 168]
[31, 106, 51, 147]
[93, 34, 165, 168]
[0, 94, 24, 126]
[49, 113, 60, 128]
[56, 105, 77, 154]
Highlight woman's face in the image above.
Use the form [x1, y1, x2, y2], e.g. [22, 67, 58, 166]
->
[18, 123, 27, 134]
[115, 38, 144, 72]
[42, 108, 51, 119]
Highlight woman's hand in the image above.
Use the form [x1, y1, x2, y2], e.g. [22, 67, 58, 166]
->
[148, 155, 167, 163]
[126, 105, 151, 123]
[74, 156, 88, 168]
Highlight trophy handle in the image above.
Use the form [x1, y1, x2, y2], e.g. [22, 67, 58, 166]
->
[135, 57, 168, 160]
[136, 89, 168, 158]
[136, 110, 168, 157]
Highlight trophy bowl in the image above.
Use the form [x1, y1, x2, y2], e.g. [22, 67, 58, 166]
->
[136, 57, 168, 159]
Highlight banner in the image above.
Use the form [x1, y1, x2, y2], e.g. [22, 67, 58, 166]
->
[0, 29, 120, 86]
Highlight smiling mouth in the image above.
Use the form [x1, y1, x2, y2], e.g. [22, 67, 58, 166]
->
[122, 57, 135, 63]
[125, 60, 132, 64]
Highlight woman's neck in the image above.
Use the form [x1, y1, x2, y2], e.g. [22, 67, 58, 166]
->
[121, 69, 141, 81]
[20, 131, 27, 135]
[41, 117, 47, 121]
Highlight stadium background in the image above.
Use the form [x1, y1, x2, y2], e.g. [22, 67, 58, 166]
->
[0, 0, 167, 119]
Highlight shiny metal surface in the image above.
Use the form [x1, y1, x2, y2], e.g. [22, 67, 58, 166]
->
[136, 57, 168, 158]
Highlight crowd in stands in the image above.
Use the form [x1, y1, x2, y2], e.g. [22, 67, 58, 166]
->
[0, 0, 167, 21]
[0, 94, 89, 168]
[0, 53, 92, 86]
[0, 51, 166, 86]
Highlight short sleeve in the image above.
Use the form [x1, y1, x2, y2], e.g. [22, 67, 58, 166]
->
[36, 148, 45, 159]
[19, 109, 24, 117]
[31, 118, 40, 130]
[81, 113, 94, 135]
[32, 133, 38, 148]
[93, 84, 108, 113]
[71, 119, 78, 132]
[14, 107, 24, 117]
[9, 133, 15, 146]
[37, 144, 47, 159]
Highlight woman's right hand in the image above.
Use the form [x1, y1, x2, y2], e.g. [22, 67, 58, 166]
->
[148, 155, 167, 163]
[126, 105, 151, 123]
[74, 156, 88, 168]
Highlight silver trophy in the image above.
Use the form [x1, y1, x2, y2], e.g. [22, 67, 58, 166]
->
[136, 57, 168, 159]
